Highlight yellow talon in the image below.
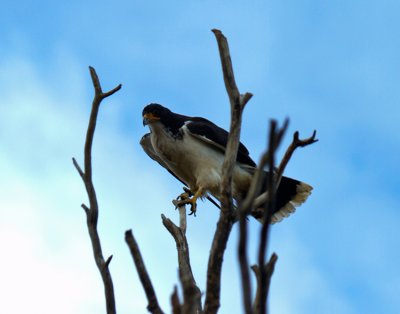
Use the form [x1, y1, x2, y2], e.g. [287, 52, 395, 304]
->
[176, 187, 193, 202]
[175, 187, 203, 216]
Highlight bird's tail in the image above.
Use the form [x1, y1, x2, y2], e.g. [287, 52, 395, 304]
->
[251, 173, 313, 224]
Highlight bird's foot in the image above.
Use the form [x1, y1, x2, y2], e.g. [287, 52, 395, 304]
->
[173, 187, 203, 217]
[174, 197, 198, 216]
[176, 187, 193, 203]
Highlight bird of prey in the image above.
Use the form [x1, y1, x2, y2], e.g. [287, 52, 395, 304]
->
[141, 103, 312, 223]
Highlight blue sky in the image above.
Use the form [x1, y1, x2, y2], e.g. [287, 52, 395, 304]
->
[1, 1, 399, 313]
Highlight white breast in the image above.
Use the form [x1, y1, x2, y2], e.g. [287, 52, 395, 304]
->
[149, 122, 252, 200]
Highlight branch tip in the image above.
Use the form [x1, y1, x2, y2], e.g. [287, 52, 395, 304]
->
[81, 203, 90, 213]
[103, 84, 122, 98]
[72, 157, 85, 178]
[105, 255, 113, 268]
[293, 129, 318, 147]
[240, 92, 253, 107]
[211, 28, 222, 36]
[89, 66, 102, 93]
[125, 229, 133, 238]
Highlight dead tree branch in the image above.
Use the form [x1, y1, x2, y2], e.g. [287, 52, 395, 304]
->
[275, 130, 318, 183]
[171, 286, 183, 314]
[254, 128, 317, 314]
[251, 253, 278, 313]
[237, 119, 288, 314]
[163, 202, 202, 314]
[125, 230, 165, 314]
[72, 66, 121, 314]
[257, 121, 280, 314]
[203, 29, 253, 314]
[252, 130, 318, 210]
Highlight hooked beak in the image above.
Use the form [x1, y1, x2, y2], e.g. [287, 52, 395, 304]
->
[143, 113, 160, 126]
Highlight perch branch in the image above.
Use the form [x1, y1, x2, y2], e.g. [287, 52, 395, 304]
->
[72, 66, 121, 314]
[204, 29, 252, 314]
[125, 230, 165, 314]
[162, 207, 202, 314]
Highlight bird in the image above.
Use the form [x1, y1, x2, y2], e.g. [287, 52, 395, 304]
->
[141, 103, 312, 224]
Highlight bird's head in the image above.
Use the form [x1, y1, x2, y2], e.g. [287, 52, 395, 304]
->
[142, 103, 172, 126]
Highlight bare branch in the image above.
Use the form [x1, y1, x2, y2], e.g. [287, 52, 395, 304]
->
[252, 253, 278, 313]
[178, 205, 187, 235]
[72, 66, 121, 314]
[125, 230, 165, 314]
[237, 215, 253, 314]
[211, 29, 240, 106]
[236, 119, 287, 314]
[256, 121, 279, 314]
[275, 130, 318, 182]
[171, 286, 182, 314]
[72, 157, 84, 179]
[204, 29, 252, 314]
[105, 255, 113, 268]
[162, 213, 202, 314]
[252, 129, 317, 210]
[172, 199, 188, 235]
[239, 118, 289, 216]
[251, 127, 316, 313]
[81, 203, 90, 214]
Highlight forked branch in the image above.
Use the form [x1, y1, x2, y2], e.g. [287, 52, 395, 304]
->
[252, 130, 318, 210]
[163, 202, 202, 314]
[204, 29, 252, 314]
[254, 128, 317, 314]
[72, 66, 121, 314]
[252, 253, 278, 313]
[237, 119, 288, 314]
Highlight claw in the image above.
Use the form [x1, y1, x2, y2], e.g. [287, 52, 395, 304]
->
[188, 201, 197, 216]
[173, 187, 203, 217]
[176, 187, 193, 203]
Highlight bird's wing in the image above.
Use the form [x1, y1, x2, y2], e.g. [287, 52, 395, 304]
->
[185, 117, 256, 167]
[140, 133, 186, 185]
[140, 133, 221, 209]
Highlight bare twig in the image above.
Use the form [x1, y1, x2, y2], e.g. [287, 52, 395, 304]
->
[253, 128, 317, 314]
[237, 213, 253, 314]
[236, 119, 288, 314]
[125, 230, 165, 314]
[275, 130, 318, 182]
[73, 66, 121, 314]
[171, 286, 182, 314]
[172, 199, 188, 235]
[257, 121, 280, 314]
[238, 118, 289, 216]
[252, 129, 318, 210]
[162, 210, 202, 314]
[251, 253, 278, 313]
[204, 29, 252, 314]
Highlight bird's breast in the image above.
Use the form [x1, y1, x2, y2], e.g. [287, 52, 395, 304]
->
[149, 124, 252, 199]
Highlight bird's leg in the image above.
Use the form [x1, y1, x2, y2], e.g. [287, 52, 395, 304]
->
[175, 187, 203, 216]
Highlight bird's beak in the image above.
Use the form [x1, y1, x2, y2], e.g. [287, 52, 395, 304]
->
[143, 113, 160, 126]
